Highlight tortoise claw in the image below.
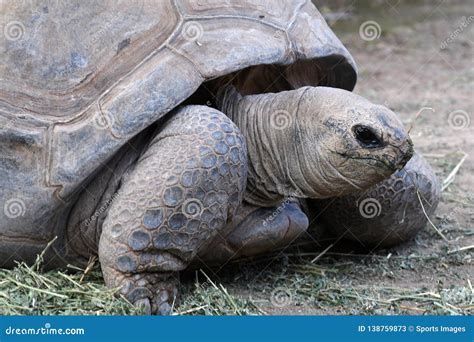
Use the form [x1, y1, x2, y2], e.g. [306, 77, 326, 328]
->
[134, 298, 152, 315]
[154, 290, 173, 315]
[113, 272, 179, 315]
[132, 290, 174, 315]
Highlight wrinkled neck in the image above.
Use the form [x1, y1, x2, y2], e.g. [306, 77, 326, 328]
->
[218, 87, 330, 206]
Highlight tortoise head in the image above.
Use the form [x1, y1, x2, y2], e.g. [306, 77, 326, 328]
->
[295, 86, 414, 198]
[219, 86, 413, 204]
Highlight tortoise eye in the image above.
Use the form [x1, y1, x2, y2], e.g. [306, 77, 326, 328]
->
[352, 125, 383, 148]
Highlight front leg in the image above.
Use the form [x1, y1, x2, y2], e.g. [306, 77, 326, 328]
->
[99, 105, 247, 314]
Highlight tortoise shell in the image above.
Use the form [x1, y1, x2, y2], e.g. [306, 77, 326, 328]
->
[0, 0, 356, 265]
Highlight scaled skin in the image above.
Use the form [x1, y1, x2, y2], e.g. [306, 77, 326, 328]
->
[98, 86, 414, 314]
[219, 86, 414, 206]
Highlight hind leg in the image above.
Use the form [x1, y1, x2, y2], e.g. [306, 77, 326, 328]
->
[197, 199, 309, 267]
[308, 152, 440, 248]
[99, 105, 246, 314]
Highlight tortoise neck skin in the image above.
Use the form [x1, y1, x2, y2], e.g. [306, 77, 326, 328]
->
[219, 86, 331, 207]
[218, 86, 414, 207]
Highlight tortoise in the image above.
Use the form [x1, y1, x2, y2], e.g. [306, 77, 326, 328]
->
[0, 1, 438, 314]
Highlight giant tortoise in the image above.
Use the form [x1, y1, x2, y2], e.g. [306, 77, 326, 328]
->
[0, 0, 438, 314]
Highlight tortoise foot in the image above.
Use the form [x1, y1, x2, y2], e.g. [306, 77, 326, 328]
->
[119, 272, 180, 315]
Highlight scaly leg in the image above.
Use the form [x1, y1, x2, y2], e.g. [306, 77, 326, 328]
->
[99, 105, 247, 314]
[307, 152, 440, 247]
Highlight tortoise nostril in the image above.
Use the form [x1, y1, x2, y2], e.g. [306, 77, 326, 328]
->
[353, 125, 383, 148]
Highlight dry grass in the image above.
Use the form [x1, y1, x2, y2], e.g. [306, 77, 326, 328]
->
[0, 236, 472, 315]
[0, 245, 139, 315]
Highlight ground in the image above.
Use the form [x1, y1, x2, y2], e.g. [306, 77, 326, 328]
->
[0, 0, 472, 315]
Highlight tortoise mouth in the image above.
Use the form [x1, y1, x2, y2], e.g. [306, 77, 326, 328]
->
[332, 149, 398, 172]
[334, 142, 414, 173]
[352, 156, 399, 172]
